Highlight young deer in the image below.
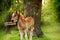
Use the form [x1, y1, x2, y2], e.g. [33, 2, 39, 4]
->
[11, 11, 34, 40]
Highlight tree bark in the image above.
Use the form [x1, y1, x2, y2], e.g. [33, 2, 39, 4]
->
[24, 0, 43, 37]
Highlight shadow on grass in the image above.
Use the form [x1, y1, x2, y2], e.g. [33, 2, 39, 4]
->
[33, 36, 50, 40]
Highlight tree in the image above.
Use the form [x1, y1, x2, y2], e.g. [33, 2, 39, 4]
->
[24, 0, 43, 37]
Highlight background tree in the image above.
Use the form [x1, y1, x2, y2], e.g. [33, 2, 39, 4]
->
[24, 0, 43, 37]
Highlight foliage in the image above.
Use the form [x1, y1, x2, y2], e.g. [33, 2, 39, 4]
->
[41, 0, 59, 25]
[53, 0, 60, 22]
[0, 0, 23, 29]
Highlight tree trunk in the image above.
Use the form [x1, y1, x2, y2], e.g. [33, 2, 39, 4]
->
[24, 0, 43, 37]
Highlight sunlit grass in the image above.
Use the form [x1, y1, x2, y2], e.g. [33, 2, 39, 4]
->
[0, 23, 60, 40]
[42, 23, 60, 40]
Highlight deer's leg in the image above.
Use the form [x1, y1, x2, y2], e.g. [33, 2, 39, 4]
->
[29, 26, 34, 40]
[29, 30, 33, 40]
[20, 31, 24, 40]
[24, 30, 28, 40]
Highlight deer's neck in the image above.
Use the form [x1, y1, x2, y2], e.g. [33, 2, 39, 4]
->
[19, 14, 25, 22]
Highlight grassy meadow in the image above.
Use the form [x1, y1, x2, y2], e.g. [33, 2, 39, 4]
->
[0, 23, 60, 40]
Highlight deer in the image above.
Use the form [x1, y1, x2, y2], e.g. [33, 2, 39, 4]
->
[11, 10, 34, 40]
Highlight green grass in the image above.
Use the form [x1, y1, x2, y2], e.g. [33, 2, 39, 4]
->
[0, 23, 60, 40]
[42, 23, 60, 40]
